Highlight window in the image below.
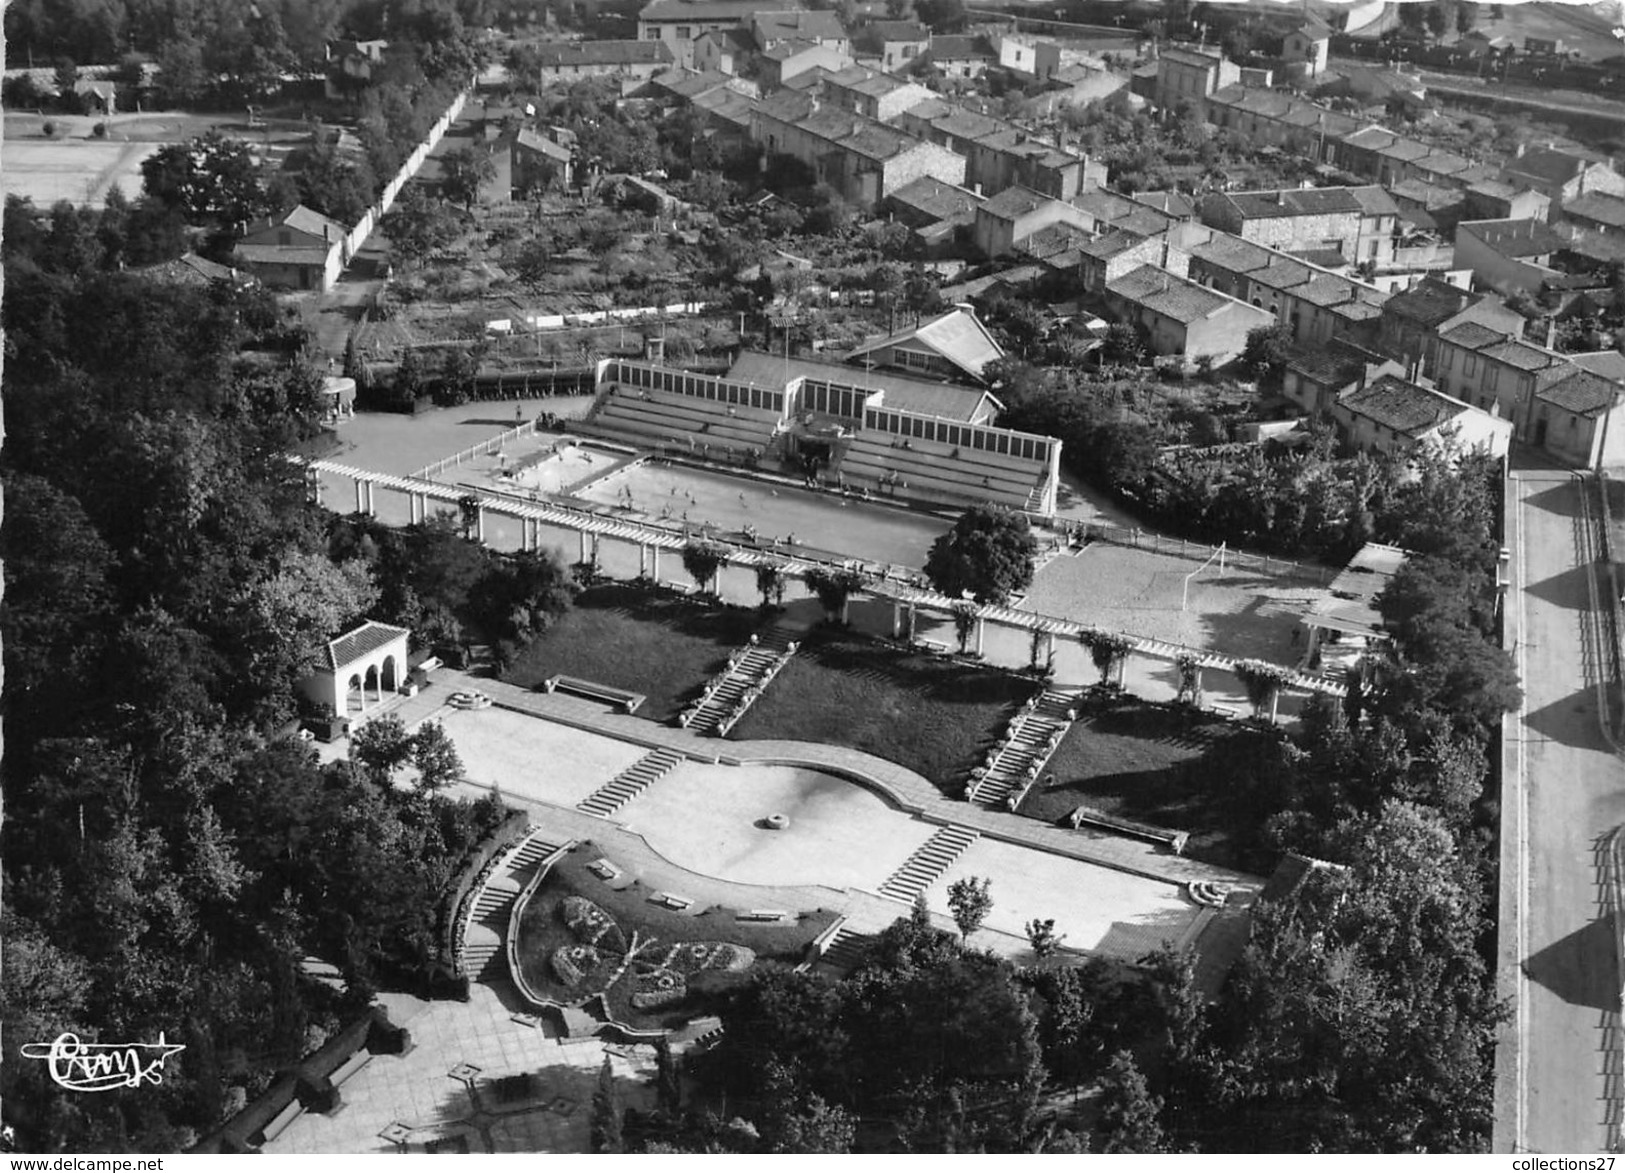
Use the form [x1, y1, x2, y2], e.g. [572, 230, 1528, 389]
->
[1487, 366, 1499, 391]
[1443, 348, 1454, 370]
[1464, 354, 1477, 377]
[676, 26, 690, 39]
[645, 27, 660, 38]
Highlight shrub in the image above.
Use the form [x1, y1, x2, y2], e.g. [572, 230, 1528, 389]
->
[92, 121, 108, 138]
[42, 120, 58, 138]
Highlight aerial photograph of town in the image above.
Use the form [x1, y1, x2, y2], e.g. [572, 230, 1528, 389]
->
[2, 0, 1623, 1158]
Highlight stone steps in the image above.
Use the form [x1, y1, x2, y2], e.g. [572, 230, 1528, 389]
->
[877, 825, 981, 903]
[459, 832, 572, 982]
[817, 925, 877, 973]
[577, 747, 684, 818]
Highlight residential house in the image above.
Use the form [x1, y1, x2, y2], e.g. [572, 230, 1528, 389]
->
[860, 20, 930, 73]
[1464, 178, 1551, 223]
[1198, 185, 1399, 267]
[751, 91, 965, 209]
[1390, 178, 1467, 235]
[1454, 218, 1565, 295]
[1501, 144, 1625, 208]
[1072, 188, 1175, 237]
[133, 251, 258, 289]
[1025, 62, 1128, 115]
[1330, 374, 1513, 458]
[894, 98, 1103, 200]
[1280, 16, 1332, 79]
[325, 38, 387, 100]
[751, 9, 849, 53]
[512, 128, 575, 192]
[1282, 338, 1406, 415]
[1206, 86, 1358, 165]
[1529, 369, 1625, 465]
[1560, 191, 1625, 236]
[530, 40, 675, 82]
[639, 0, 801, 68]
[820, 66, 935, 122]
[973, 185, 1094, 259]
[843, 305, 1006, 383]
[693, 27, 755, 74]
[1078, 223, 1202, 294]
[1104, 263, 1276, 364]
[231, 205, 345, 292]
[1431, 319, 1571, 435]
[1130, 190, 1197, 220]
[1154, 45, 1240, 113]
[1458, 31, 1515, 59]
[73, 78, 117, 114]
[760, 39, 853, 86]
[1376, 277, 1523, 378]
[885, 175, 984, 252]
[1185, 230, 1390, 347]
[996, 35, 1062, 83]
[924, 34, 998, 80]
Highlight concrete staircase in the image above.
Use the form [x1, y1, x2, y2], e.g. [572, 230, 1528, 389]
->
[688, 625, 797, 736]
[814, 924, 878, 974]
[461, 832, 571, 981]
[969, 689, 1077, 809]
[877, 824, 980, 903]
[576, 747, 684, 818]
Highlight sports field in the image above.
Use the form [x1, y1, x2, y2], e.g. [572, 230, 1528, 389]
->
[1018, 541, 1328, 665]
[3, 138, 158, 208]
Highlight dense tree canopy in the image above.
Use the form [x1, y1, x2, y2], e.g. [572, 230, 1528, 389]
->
[924, 506, 1037, 606]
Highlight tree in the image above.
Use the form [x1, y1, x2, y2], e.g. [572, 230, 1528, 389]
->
[680, 539, 728, 596]
[1080, 630, 1132, 687]
[1095, 1050, 1167, 1153]
[1425, 2, 1452, 38]
[902, 265, 945, 325]
[946, 876, 993, 939]
[411, 721, 464, 792]
[350, 715, 414, 786]
[441, 144, 496, 209]
[141, 133, 268, 227]
[924, 505, 1037, 605]
[1102, 321, 1145, 367]
[1240, 323, 1294, 384]
[951, 602, 979, 654]
[916, 0, 968, 31]
[381, 187, 461, 267]
[755, 561, 786, 609]
[655, 1037, 682, 1114]
[1456, 1, 1479, 35]
[802, 566, 865, 625]
[1025, 917, 1066, 959]
[592, 1055, 624, 1153]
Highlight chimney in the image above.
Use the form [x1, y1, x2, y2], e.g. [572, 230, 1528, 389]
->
[1545, 317, 1557, 349]
[1516, 142, 1526, 159]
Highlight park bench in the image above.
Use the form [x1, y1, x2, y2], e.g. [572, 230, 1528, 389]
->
[1067, 805, 1190, 855]
[329, 1052, 370, 1090]
[651, 892, 693, 910]
[544, 675, 645, 714]
[737, 910, 789, 923]
[255, 1099, 304, 1146]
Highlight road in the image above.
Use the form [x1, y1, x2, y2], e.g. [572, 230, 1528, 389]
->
[1499, 469, 1625, 1154]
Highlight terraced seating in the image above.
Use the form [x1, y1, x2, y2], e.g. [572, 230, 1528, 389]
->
[877, 824, 980, 903]
[838, 431, 1047, 512]
[582, 386, 782, 455]
[576, 747, 684, 818]
[460, 833, 572, 981]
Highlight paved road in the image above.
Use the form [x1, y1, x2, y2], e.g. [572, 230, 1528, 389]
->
[1500, 470, 1625, 1154]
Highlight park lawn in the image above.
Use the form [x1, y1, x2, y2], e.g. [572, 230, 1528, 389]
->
[1016, 695, 1272, 872]
[512, 842, 835, 1031]
[502, 584, 761, 721]
[729, 631, 1040, 796]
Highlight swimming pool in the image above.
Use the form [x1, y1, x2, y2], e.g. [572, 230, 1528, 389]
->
[573, 461, 951, 569]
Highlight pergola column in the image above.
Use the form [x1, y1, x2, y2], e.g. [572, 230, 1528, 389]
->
[650, 544, 660, 583]
[579, 528, 590, 562]
[1044, 631, 1056, 663]
[974, 616, 984, 657]
[354, 478, 366, 513]
[892, 601, 902, 638]
[474, 505, 485, 543]
[364, 482, 376, 516]
[639, 543, 649, 578]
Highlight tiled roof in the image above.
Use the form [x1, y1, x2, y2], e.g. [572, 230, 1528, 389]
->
[1572, 350, 1625, 382]
[1018, 222, 1092, 263]
[1564, 191, 1625, 229]
[1108, 263, 1239, 325]
[981, 184, 1057, 220]
[641, 0, 796, 20]
[1131, 190, 1196, 218]
[532, 39, 673, 67]
[1160, 45, 1227, 69]
[1502, 146, 1594, 187]
[844, 306, 1004, 380]
[241, 203, 346, 242]
[1535, 369, 1623, 417]
[754, 9, 846, 41]
[1461, 217, 1563, 258]
[1287, 337, 1392, 385]
[1383, 278, 1474, 327]
[325, 622, 410, 671]
[135, 252, 253, 286]
[1481, 339, 1565, 371]
[755, 93, 917, 160]
[869, 19, 928, 40]
[1440, 320, 1511, 350]
[1339, 375, 1465, 437]
[1389, 178, 1463, 210]
[928, 34, 994, 60]
[1342, 126, 1397, 151]
[1288, 247, 1351, 269]
[1253, 258, 1314, 292]
[1376, 139, 1431, 162]
[1082, 228, 1148, 260]
[234, 243, 335, 266]
[1412, 152, 1472, 178]
[1190, 233, 1273, 273]
[888, 176, 983, 221]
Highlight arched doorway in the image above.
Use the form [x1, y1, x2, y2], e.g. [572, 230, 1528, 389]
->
[380, 655, 399, 693]
[364, 665, 380, 706]
[346, 673, 365, 713]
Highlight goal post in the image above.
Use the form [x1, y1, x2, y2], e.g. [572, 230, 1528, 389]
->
[1181, 541, 1227, 613]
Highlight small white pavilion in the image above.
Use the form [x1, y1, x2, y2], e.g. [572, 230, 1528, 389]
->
[300, 621, 411, 717]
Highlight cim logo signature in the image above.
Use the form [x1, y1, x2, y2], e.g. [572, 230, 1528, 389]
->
[19, 1033, 185, 1092]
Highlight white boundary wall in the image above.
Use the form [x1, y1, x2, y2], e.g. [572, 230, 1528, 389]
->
[340, 86, 471, 266]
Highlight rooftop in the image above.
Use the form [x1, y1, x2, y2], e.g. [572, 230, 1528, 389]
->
[981, 184, 1061, 221]
[887, 175, 983, 222]
[1338, 374, 1467, 438]
[753, 9, 846, 42]
[1535, 369, 1623, 417]
[641, 0, 799, 20]
[1287, 338, 1394, 385]
[1460, 217, 1564, 258]
[844, 306, 1005, 382]
[868, 19, 929, 41]
[531, 40, 674, 68]
[1160, 45, 1228, 69]
[1503, 145, 1600, 187]
[927, 34, 995, 60]
[1107, 263, 1241, 325]
[326, 622, 411, 672]
[1563, 191, 1625, 230]
[726, 351, 996, 420]
[242, 203, 346, 242]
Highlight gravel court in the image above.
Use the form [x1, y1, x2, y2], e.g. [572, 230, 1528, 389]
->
[436, 706, 647, 808]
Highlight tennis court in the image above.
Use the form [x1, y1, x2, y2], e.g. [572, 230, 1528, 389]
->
[1018, 540, 1327, 664]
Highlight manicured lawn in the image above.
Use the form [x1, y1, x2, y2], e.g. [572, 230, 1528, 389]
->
[728, 631, 1040, 796]
[1016, 694, 1271, 871]
[502, 584, 762, 721]
[511, 842, 835, 1031]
